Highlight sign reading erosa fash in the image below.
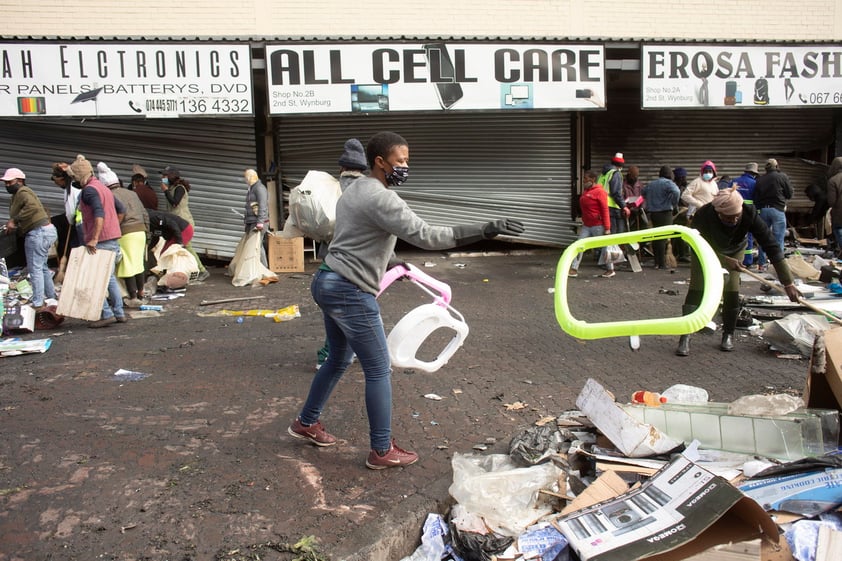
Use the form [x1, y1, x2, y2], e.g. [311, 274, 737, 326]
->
[265, 43, 606, 114]
[642, 44, 842, 109]
[0, 43, 253, 117]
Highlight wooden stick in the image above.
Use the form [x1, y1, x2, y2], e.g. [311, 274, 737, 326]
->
[740, 266, 842, 326]
[199, 295, 266, 306]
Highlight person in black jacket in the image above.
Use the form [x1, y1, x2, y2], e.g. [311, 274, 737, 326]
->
[753, 158, 794, 271]
[676, 187, 800, 356]
[147, 209, 193, 253]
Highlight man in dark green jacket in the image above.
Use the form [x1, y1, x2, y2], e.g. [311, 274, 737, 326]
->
[676, 187, 800, 356]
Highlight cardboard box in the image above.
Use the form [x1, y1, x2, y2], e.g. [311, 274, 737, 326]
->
[552, 455, 778, 561]
[56, 246, 116, 321]
[805, 327, 842, 413]
[268, 235, 305, 273]
[2, 303, 35, 333]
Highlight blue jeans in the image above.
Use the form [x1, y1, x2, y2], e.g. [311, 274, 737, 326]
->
[96, 239, 125, 320]
[570, 224, 606, 271]
[24, 224, 58, 306]
[757, 207, 787, 266]
[299, 269, 393, 450]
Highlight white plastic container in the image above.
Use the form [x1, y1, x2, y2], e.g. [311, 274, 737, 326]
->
[661, 384, 709, 404]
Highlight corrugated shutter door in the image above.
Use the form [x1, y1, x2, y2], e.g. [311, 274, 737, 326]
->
[275, 111, 575, 247]
[0, 117, 256, 259]
[590, 100, 834, 211]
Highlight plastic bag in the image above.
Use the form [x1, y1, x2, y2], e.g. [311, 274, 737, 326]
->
[151, 240, 199, 278]
[288, 170, 342, 242]
[762, 313, 830, 357]
[229, 230, 278, 287]
[448, 453, 561, 536]
[509, 424, 563, 467]
[598, 244, 626, 266]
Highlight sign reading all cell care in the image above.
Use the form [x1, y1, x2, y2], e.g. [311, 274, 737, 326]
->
[265, 43, 605, 114]
[0, 43, 253, 117]
[642, 44, 842, 109]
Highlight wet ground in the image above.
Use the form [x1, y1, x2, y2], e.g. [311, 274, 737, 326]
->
[0, 246, 808, 560]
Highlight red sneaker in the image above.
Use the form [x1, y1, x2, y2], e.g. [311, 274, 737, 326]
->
[365, 440, 419, 470]
[288, 418, 337, 447]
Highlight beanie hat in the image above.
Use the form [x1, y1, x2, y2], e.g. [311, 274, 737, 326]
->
[611, 152, 624, 165]
[1, 167, 25, 181]
[131, 163, 148, 179]
[674, 167, 687, 178]
[96, 162, 120, 187]
[765, 158, 779, 171]
[244, 169, 259, 185]
[744, 162, 759, 174]
[701, 160, 717, 175]
[338, 138, 367, 171]
[68, 155, 93, 184]
[712, 186, 743, 215]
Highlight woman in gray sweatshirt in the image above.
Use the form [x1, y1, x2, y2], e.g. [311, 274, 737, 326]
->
[288, 131, 524, 469]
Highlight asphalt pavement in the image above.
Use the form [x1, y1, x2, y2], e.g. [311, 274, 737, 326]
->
[0, 245, 809, 560]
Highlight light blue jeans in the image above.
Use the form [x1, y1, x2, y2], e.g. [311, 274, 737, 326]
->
[96, 239, 125, 320]
[24, 223, 58, 306]
[833, 225, 842, 253]
[570, 224, 606, 271]
[757, 207, 787, 266]
[299, 269, 392, 451]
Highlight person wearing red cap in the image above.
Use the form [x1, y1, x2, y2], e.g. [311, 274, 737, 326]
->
[596, 152, 631, 278]
[3, 167, 58, 310]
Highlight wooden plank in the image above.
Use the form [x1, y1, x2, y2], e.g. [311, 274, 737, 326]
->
[57, 246, 116, 321]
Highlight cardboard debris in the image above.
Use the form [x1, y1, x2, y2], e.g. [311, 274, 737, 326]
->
[576, 378, 682, 457]
[0, 337, 52, 357]
[805, 327, 842, 413]
[552, 454, 778, 561]
[57, 246, 116, 321]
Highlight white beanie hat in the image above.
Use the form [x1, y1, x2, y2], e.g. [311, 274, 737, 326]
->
[97, 162, 120, 187]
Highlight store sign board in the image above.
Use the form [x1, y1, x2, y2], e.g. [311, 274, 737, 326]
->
[265, 43, 605, 114]
[0, 43, 253, 117]
[642, 44, 842, 109]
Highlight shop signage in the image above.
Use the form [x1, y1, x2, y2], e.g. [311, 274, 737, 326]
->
[642, 44, 842, 109]
[0, 43, 253, 117]
[265, 43, 605, 114]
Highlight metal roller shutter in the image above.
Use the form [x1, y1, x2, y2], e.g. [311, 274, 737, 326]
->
[589, 100, 834, 212]
[274, 111, 576, 247]
[0, 117, 257, 259]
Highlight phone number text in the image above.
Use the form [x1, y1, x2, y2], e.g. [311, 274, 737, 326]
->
[145, 98, 251, 113]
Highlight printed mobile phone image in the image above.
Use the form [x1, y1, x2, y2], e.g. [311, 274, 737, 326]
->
[423, 43, 463, 109]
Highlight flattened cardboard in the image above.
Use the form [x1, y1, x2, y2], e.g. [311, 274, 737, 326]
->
[553, 455, 778, 561]
[268, 235, 305, 273]
[576, 378, 682, 457]
[739, 468, 842, 516]
[56, 246, 116, 321]
[805, 328, 842, 412]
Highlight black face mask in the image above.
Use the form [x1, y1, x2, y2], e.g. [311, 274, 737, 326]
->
[385, 166, 409, 187]
[5, 182, 19, 195]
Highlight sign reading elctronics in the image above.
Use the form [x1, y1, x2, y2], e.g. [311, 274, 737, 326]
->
[641, 44, 842, 109]
[0, 43, 253, 117]
[265, 43, 606, 114]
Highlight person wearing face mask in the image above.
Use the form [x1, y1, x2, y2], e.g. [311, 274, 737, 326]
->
[287, 131, 525, 470]
[159, 165, 208, 281]
[243, 168, 269, 266]
[681, 160, 720, 222]
[3, 168, 58, 310]
[675, 186, 799, 356]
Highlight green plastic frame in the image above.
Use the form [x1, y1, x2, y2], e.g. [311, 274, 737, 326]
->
[554, 225, 723, 339]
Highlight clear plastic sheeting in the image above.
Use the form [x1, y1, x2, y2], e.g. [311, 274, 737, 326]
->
[762, 313, 832, 357]
[448, 453, 562, 537]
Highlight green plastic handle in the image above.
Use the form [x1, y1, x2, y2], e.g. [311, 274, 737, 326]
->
[554, 225, 723, 339]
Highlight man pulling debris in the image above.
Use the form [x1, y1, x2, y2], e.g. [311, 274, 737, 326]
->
[676, 186, 800, 356]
